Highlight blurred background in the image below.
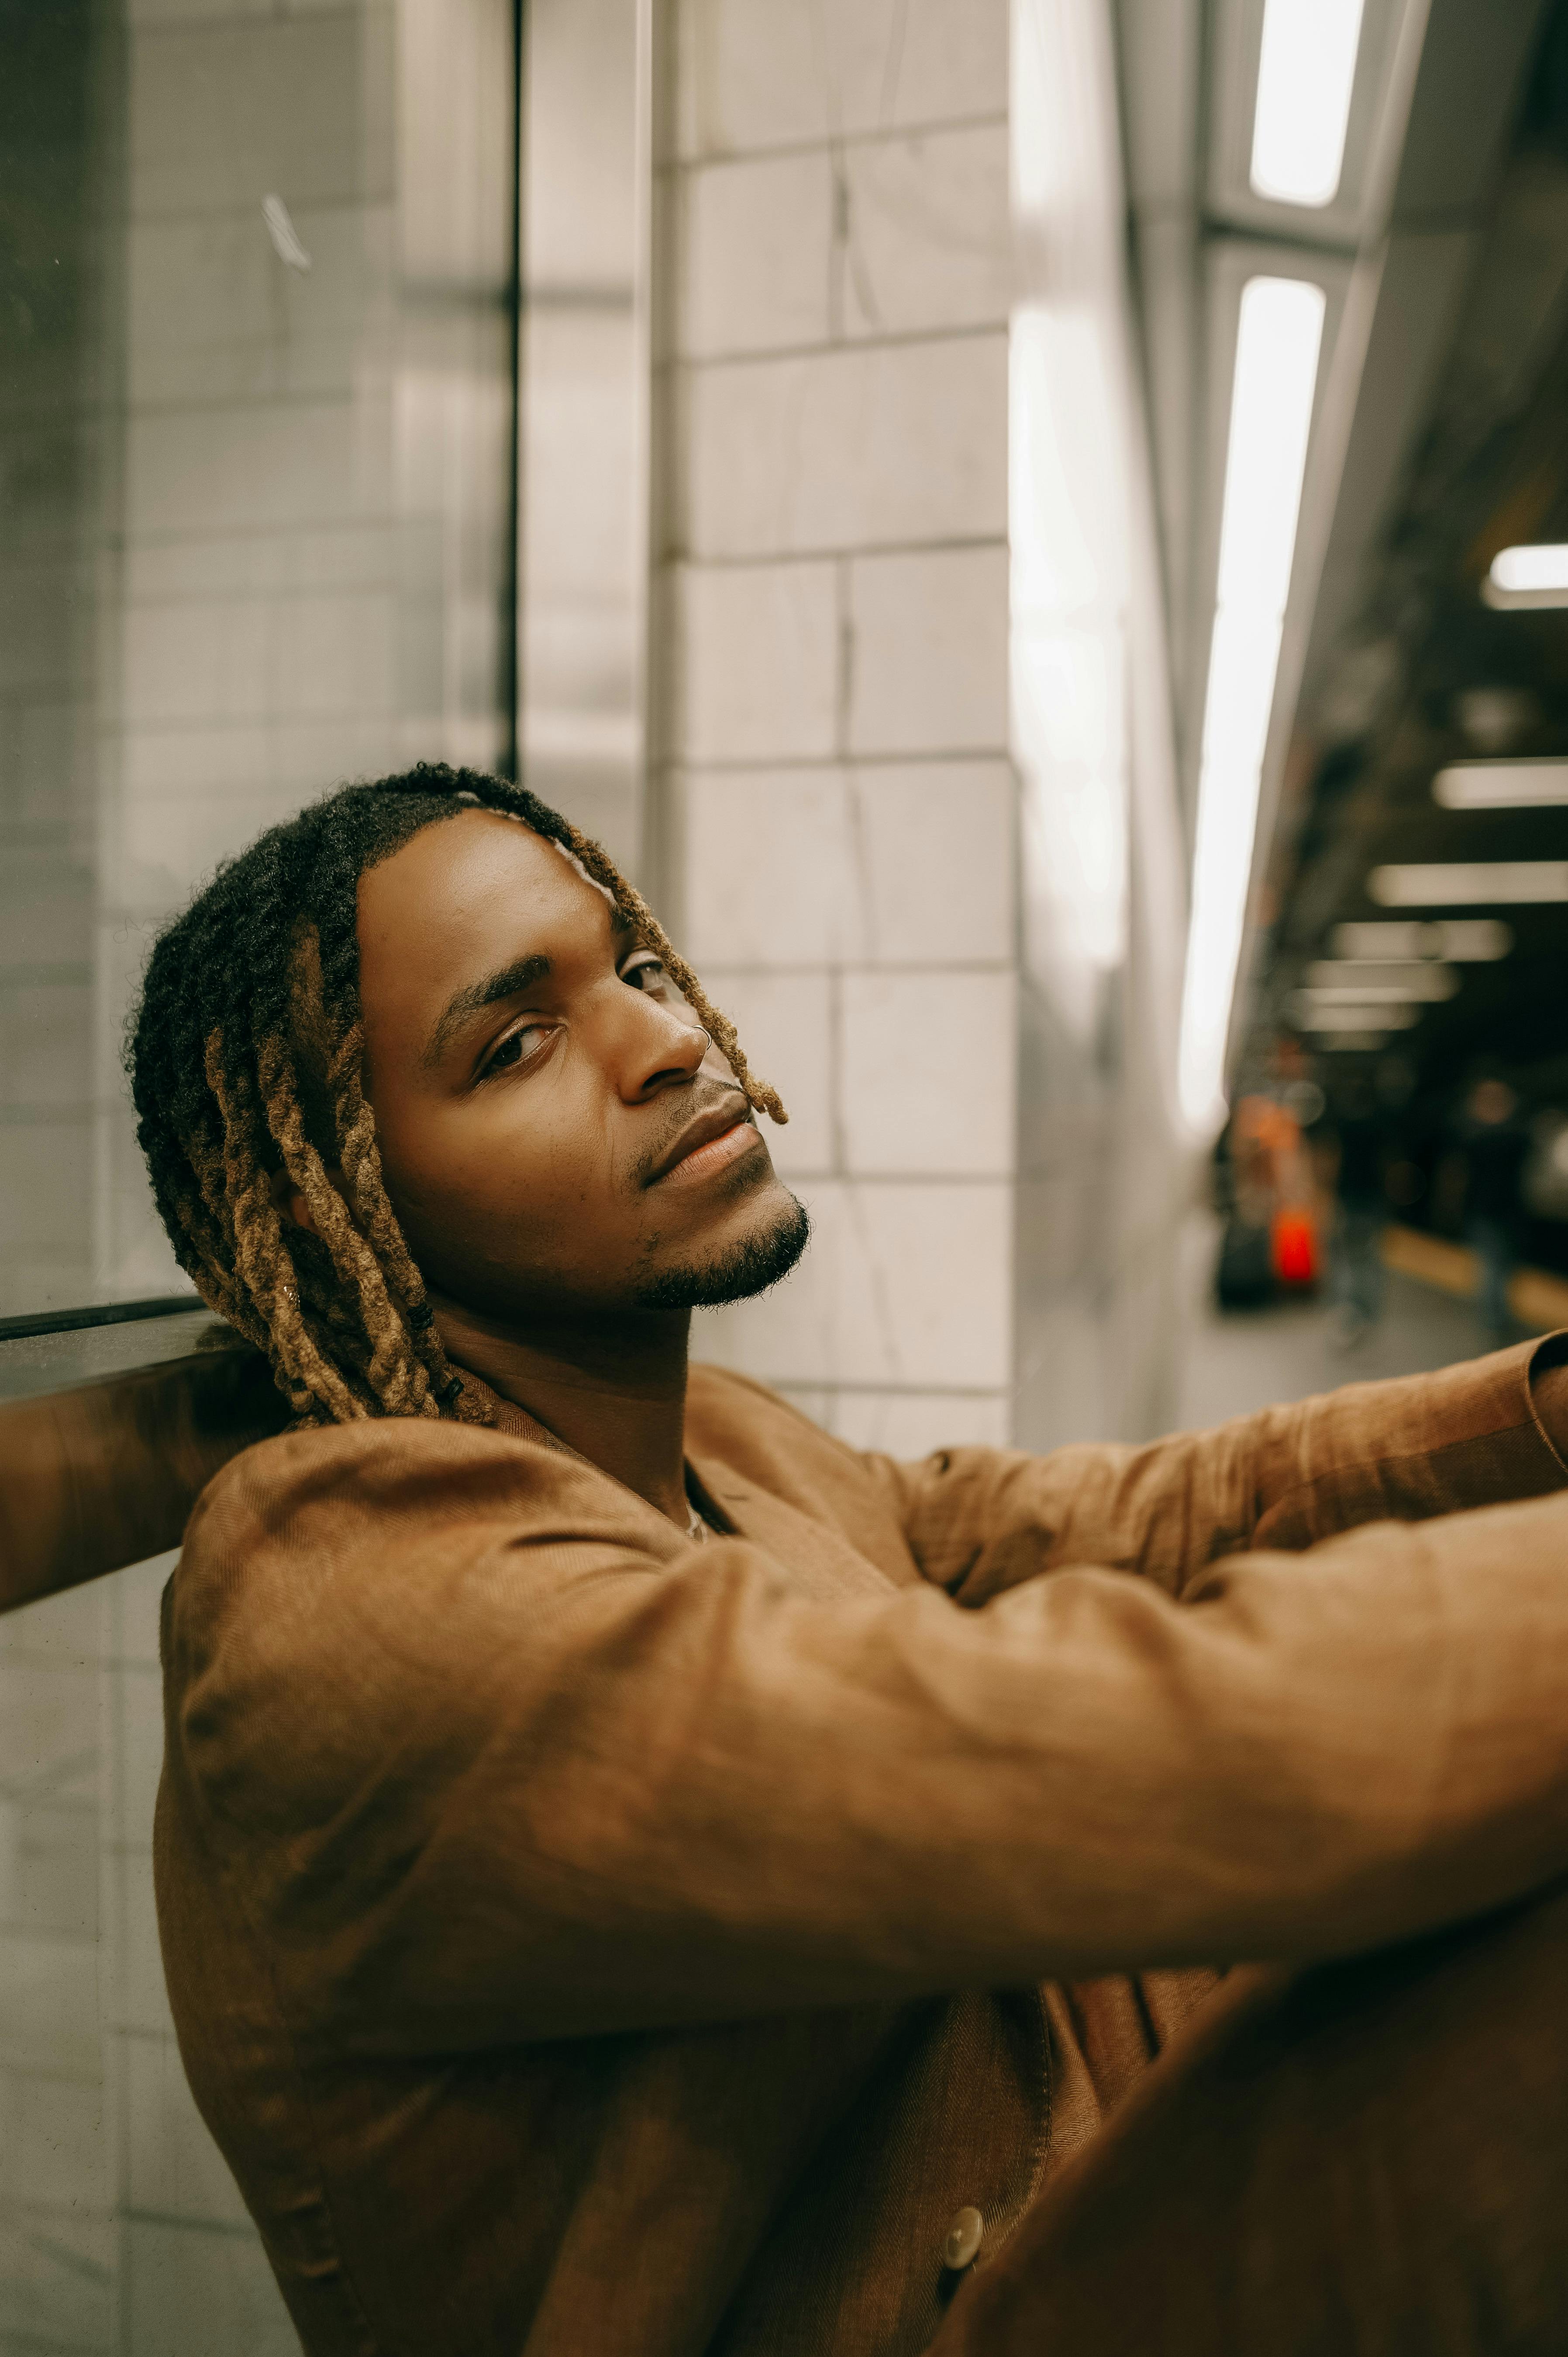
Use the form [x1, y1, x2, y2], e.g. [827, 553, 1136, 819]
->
[6, 0, 1568, 2344]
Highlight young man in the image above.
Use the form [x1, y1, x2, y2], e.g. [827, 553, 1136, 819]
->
[132, 765, 1568, 2355]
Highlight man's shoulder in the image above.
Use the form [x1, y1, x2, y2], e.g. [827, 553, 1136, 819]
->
[194, 1410, 576, 1540]
[176, 1415, 652, 1653]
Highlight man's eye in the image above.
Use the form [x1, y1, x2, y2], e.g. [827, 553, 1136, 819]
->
[480, 1023, 549, 1080]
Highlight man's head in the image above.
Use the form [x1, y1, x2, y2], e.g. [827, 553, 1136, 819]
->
[128, 765, 806, 1424]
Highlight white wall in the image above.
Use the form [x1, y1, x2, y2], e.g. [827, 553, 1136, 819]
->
[648, 0, 1189, 1454]
[1010, 0, 1192, 1451]
[652, 0, 1020, 1455]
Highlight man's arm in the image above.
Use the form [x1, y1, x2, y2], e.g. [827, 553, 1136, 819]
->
[868, 1336, 1568, 1605]
[166, 1418, 1568, 2053]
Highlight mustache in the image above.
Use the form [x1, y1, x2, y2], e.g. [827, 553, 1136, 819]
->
[628, 1079, 751, 1190]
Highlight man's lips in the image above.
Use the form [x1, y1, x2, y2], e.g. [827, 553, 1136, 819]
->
[646, 1099, 764, 1187]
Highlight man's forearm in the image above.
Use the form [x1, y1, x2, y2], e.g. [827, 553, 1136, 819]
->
[882, 1336, 1568, 1605]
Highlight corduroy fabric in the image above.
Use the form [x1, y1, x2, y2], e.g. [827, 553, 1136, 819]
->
[154, 1340, 1568, 2354]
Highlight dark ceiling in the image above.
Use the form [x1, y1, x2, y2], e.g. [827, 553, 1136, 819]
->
[1257, 1, 1568, 1117]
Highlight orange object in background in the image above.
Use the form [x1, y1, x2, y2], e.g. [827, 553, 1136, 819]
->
[1272, 1204, 1319, 1287]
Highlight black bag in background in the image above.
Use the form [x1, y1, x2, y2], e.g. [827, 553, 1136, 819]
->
[1215, 1216, 1273, 1310]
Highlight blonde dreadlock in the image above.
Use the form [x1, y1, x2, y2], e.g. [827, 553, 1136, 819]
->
[128, 764, 785, 1426]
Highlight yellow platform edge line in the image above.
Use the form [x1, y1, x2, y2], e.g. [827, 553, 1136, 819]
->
[1380, 1223, 1568, 1334]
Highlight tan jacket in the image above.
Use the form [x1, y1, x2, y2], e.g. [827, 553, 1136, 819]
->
[156, 1345, 1568, 2355]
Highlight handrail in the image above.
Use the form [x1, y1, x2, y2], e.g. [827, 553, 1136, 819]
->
[0, 1339, 288, 1616]
[0, 1294, 201, 1343]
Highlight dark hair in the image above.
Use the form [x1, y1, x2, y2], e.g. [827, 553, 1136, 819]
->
[127, 763, 782, 1426]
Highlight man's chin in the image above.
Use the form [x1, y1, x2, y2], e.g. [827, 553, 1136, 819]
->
[631, 1192, 810, 1311]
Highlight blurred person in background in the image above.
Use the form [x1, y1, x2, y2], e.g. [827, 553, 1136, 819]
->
[1214, 1067, 1323, 1311]
[1212, 1098, 1275, 1308]
[1327, 1072, 1388, 1350]
[1455, 1074, 1530, 1346]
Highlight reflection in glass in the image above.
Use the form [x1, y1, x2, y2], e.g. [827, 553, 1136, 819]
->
[1, 0, 515, 1321]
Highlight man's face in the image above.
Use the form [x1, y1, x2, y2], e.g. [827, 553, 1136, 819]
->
[354, 809, 806, 1325]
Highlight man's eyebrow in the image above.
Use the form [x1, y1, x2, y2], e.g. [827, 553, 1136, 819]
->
[424, 953, 551, 1067]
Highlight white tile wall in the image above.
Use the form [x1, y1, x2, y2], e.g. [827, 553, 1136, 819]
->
[699, 970, 835, 1175]
[128, 10, 395, 219]
[0, 982, 94, 1108]
[702, 1177, 1013, 1389]
[843, 123, 1012, 339]
[0, 1128, 93, 1256]
[1, 2071, 110, 2214]
[832, 1386, 1012, 1453]
[125, 400, 383, 541]
[838, 968, 1016, 1175]
[89, 0, 513, 1343]
[679, 151, 834, 359]
[853, 761, 1014, 961]
[848, 542, 1010, 755]
[124, 2035, 250, 2226]
[682, 759, 1014, 968]
[668, 560, 840, 764]
[128, 204, 395, 409]
[674, 0, 1008, 161]
[683, 767, 860, 964]
[684, 333, 1008, 559]
[0, 2206, 116, 2353]
[656, 0, 1013, 1449]
[127, 2218, 299, 2357]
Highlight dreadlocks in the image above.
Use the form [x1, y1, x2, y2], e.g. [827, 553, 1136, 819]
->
[128, 763, 785, 1428]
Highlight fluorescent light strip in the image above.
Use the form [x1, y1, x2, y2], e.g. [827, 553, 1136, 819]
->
[1485, 544, 1568, 607]
[1288, 997, 1419, 1031]
[1303, 963, 1458, 1001]
[1369, 862, 1568, 906]
[1177, 276, 1326, 1133]
[1330, 919, 1512, 961]
[1434, 759, 1568, 808]
[1250, 0, 1366, 207]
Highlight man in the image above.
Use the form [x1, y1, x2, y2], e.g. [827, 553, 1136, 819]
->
[132, 764, 1568, 2355]
[1455, 1073, 1532, 1346]
[1328, 1071, 1388, 1347]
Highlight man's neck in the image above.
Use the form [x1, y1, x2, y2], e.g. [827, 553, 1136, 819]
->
[431, 1293, 693, 1527]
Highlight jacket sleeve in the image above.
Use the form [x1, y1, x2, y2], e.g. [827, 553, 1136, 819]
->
[165, 1420, 1568, 2051]
[867, 1336, 1568, 1604]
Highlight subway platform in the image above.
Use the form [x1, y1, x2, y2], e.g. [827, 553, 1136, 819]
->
[1172, 1215, 1548, 1433]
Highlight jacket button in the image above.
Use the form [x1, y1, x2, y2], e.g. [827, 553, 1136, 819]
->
[942, 2205, 985, 2271]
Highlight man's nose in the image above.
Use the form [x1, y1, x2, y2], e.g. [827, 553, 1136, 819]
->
[615, 993, 711, 1102]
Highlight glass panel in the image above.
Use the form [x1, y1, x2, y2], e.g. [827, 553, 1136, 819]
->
[517, 0, 648, 874]
[0, 3, 520, 2345]
[0, 0, 516, 1320]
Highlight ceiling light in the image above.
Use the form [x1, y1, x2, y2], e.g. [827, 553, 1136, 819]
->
[1484, 545, 1568, 607]
[1433, 759, 1568, 808]
[1288, 995, 1419, 1031]
[1330, 919, 1512, 961]
[1250, 0, 1366, 207]
[1369, 862, 1568, 905]
[1304, 963, 1458, 1000]
[1178, 275, 1326, 1133]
